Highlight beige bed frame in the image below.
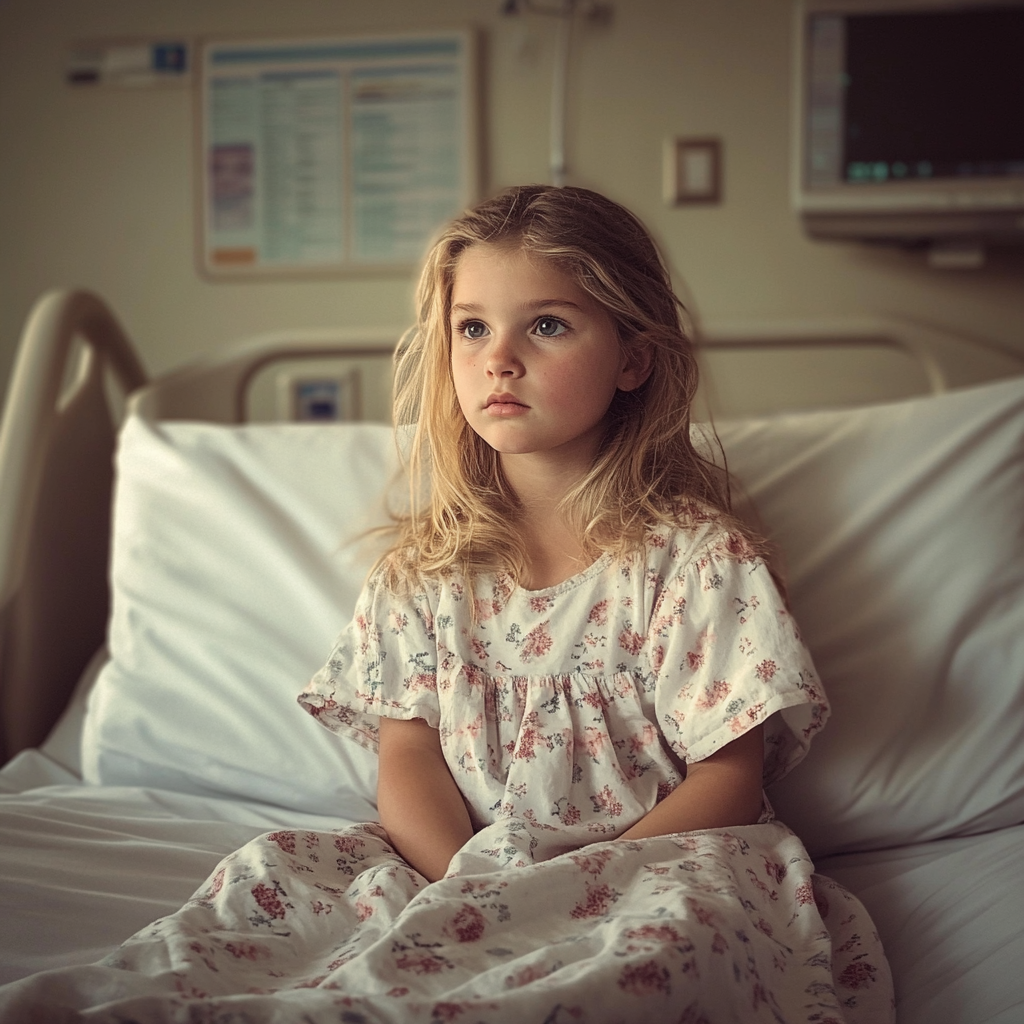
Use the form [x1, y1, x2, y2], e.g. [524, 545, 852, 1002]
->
[2, 288, 1022, 763]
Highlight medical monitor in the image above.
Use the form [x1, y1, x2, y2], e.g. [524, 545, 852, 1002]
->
[793, 0, 1024, 250]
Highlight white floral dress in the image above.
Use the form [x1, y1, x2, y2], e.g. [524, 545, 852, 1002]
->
[0, 521, 894, 1024]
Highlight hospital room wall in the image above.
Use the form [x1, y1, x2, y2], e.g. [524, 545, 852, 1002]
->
[1, 0, 1023, 406]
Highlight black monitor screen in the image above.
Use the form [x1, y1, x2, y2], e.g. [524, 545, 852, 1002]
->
[806, 7, 1024, 186]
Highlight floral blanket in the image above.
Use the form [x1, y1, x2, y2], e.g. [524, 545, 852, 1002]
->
[0, 817, 892, 1023]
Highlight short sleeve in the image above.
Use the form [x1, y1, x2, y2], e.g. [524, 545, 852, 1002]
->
[651, 531, 829, 786]
[297, 569, 440, 752]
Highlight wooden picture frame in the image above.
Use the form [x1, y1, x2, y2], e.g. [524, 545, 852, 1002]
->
[664, 137, 723, 205]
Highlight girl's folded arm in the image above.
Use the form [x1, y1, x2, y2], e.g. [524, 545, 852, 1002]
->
[616, 724, 765, 841]
[377, 716, 475, 882]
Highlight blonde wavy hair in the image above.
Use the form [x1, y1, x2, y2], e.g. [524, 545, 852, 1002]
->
[381, 184, 754, 587]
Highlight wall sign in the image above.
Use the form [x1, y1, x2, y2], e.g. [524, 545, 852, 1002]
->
[198, 31, 478, 278]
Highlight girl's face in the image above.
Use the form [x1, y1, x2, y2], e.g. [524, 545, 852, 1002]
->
[449, 243, 646, 471]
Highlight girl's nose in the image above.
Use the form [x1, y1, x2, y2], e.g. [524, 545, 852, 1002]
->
[485, 332, 525, 378]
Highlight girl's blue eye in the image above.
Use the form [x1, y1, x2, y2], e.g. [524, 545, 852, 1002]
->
[535, 317, 567, 337]
[462, 321, 487, 340]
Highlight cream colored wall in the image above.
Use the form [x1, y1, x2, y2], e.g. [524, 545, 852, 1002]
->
[1, 0, 1022, 405]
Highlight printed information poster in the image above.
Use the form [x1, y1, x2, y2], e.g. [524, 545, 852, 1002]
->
[199, 32, 477, 276]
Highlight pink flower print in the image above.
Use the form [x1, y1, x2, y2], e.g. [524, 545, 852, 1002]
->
[514, 726, 539, 761]
[432, 1004, 470, 1022]
[617, 960, 671, 996]
[251, 883, 287, 920]
[762, 857, 787, 884]
[711, 932, 728, 954]
[506, 963, 556, 988]
[581, 727, 607, 761]
[649, 532, 668, 548]
[474, 598, 500, 622]
[462, 664, 488, 689]
[625, 924, 683, 943]
[460, 714, 484, 741]
[266, 831, 296, 854]
[563, 804, 582, 825]
[618, 627, 644, 656]
[724, 532, 756, 560]
[630, 721, 659, 755]
[685, 898, 717, 927]
[445, 904, 486, 943]
[794, 880, 816, 906]
[205, 867, 226, 900]
[651, 644, 665, 671]
[755, 659, 778, 682]
[333, 835, 365, 856]
[839, 961, 878, 990]
[590, 785, 624, 818]
[387, 986, 410, 997]
[187, 941, 217, 973]
[409, 671, 437, 693]
[529, 594, 555, 613]
[396, 953, 448, 975]
[355, 900, 374, 921]
[520, 621, 553, 662]
[696, 679, 730, 709]
[569, 849, 615, 875]
[310, 900, 332, 916]
[388, 610, 408, 634]
[224, 942, 265, 961]
[570, 881, 621, 918]
[493, 574, 514, 605]
[685, 627, 710, 672]
[470, 637, 489, 661]
[588, 599, 610, 626]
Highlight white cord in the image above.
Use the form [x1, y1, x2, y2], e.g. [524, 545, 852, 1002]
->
[550, 0, 574, 187]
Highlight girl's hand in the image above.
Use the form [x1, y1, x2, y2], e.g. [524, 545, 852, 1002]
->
[615, 725, 765, 842]
[377, 717, 475, 882]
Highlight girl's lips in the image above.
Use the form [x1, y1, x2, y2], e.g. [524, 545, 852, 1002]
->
[484, 395, 529, 416]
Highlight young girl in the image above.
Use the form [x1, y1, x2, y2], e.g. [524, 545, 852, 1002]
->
[0, 186, 893, 1023]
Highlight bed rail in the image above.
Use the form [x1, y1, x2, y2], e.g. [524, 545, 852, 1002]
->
[128, 328, 399, 423]
[0, 290, 146, 761]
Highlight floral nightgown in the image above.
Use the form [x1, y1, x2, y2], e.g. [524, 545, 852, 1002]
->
[0, 520, 894, 1023]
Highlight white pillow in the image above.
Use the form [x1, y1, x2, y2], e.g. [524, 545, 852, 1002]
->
[717, 375, 1024, 858]
[81, 418, 399, 820]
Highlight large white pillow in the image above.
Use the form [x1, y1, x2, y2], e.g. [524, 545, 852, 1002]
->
[718, 375, 1024, 857]
[81, 418, 399, 820]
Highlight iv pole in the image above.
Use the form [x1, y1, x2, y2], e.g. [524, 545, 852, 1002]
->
[502, 0, 610, 188]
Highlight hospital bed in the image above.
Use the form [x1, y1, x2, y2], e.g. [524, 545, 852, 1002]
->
[0, 288, 1022, 1022]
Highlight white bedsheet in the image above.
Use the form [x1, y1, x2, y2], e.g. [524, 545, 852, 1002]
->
[820, 826, 1024, 1024]
[0, 750, 350, 986]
